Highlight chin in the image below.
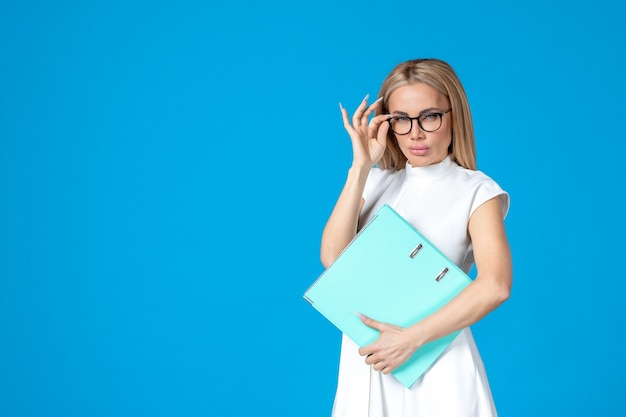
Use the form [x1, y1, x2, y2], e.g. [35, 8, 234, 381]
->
[408, 155, 446, 167]
[406, 156, 430, 167]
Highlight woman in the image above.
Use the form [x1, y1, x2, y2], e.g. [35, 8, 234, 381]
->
[320, 58, 512, 417]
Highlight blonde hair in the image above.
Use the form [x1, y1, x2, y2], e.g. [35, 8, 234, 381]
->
[375, 59, 477, 170]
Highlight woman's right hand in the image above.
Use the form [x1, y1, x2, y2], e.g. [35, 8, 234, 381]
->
[340, 94, 391, 169]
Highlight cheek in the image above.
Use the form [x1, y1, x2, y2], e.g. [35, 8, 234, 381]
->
[433, 130, 453, 146]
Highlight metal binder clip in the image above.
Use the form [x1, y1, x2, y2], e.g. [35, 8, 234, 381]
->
[435, 267, 449, 282]
[409, 243, 423, 258]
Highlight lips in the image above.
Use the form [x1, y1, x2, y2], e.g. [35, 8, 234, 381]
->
[409, 145, 428, 156]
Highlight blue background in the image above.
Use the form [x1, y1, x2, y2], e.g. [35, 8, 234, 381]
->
[1, 0, 624, 416]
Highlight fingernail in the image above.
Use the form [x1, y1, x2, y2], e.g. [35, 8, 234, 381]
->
[339, 102, 343, 110]
[362, 93, 370, 102]
[374, 97, 383, 103]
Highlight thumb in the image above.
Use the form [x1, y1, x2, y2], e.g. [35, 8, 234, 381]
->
[355, 312, 385, 331]
[377, 117, 390, 146]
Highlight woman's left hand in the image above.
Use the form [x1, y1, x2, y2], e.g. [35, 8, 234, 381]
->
[357, 313, 420, 374]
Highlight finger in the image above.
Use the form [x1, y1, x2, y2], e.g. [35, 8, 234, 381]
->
[358, 337, 380, 358]
[367, 113, 392, 140]
[370, 354, 391, 371]
[367, 113, 392, 127]
[373, 361, 386, 372]
[368, 354, 394, 373]
[339, 103, 352, 130]
[376, 115, 391, 146]
[359, 345, 373, 357]
[352, 94, 370, 126]
[362, 97, 384, 122]
[358, 313, 385, 331]
[365, 353, 382, 367]
[360, 97, 383, 127]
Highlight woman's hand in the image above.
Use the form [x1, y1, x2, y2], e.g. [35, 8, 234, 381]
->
[340, 95, 391, 169]
[357, 313, 421, 374]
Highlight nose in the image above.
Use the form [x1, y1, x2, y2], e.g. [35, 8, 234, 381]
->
[409, 120, 426, 140]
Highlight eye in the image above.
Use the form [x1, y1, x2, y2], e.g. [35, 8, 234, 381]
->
[394, 116, 410, 122]
[421, 113, 440, 121]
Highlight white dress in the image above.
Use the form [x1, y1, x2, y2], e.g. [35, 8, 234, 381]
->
[331, 156, 509, 417]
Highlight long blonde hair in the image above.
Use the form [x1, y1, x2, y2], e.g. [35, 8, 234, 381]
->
[375, 59, 477, 170]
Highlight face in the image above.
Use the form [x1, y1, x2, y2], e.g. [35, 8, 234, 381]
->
[387, 83, 452, 167]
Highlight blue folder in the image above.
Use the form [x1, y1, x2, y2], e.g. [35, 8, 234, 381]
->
[304, 204, 472, 388]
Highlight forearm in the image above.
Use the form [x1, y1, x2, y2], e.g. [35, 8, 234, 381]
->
[406, 273, 511, 349]
[320, 165, 370, 268]
[358, 271, 511, 374]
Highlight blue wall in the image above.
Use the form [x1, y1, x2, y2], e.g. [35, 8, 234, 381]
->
[1, 0, 625, 415]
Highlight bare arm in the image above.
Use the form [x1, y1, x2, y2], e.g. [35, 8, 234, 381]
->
[320, 172, 367, 268]
[320, 95, 391, 268]
[358, 196, 512, 374]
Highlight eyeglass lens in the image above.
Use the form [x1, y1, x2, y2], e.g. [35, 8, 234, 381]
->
[390, 113, 443, 134]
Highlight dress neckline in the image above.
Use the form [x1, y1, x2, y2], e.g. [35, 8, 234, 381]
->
[405, 155, 456, 180]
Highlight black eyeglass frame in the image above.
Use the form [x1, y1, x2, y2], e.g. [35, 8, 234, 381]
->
[387, 109, 452, 134]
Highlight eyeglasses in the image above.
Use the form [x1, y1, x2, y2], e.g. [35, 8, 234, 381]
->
[388, 109, 452, 135]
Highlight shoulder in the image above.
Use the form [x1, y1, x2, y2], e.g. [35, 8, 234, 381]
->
[451, 164, 510, 219]
[360, 167, 404, 214]
[368, 166, 404, 182]
[364, 167, 404, 192]
[452, 164, 497, 185]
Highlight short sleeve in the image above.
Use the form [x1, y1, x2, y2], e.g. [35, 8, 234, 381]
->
[362, 168, 382, 202]
[359, 168, 403, 229]
[361, 168, 398, 203]
[469, 179, 510, 220]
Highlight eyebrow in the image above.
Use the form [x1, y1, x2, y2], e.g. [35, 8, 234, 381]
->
[391, 108, 442, 116]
